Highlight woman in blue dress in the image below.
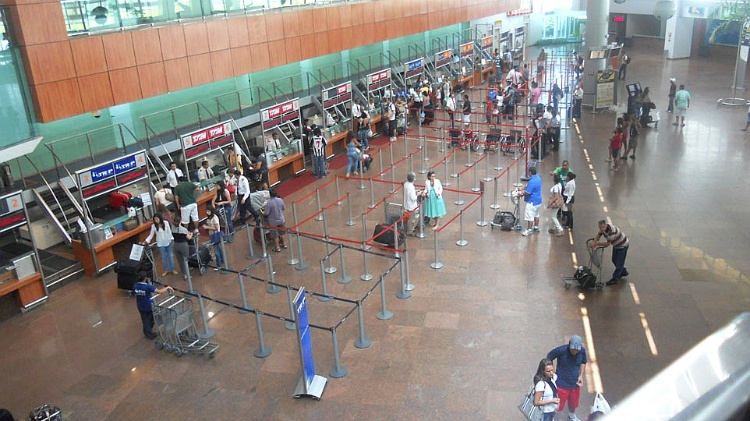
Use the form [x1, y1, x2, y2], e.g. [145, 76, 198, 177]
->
[423, 170, 447, 230]
[345, 132, 361, 178]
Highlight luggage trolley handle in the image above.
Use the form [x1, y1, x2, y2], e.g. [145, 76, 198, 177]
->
[586, 238, 606, 251]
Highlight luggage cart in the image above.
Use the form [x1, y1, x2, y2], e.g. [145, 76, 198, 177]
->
[187, 236, 212, 275]
[217, 204, 235, 243]
[142, 243, 160, 282]
[385, 202, 404, 226]
[562, 238, 606, 290]
[500, 130, 524, 156]
[490, 188, 523, 231]
[152, 292, 219, 358]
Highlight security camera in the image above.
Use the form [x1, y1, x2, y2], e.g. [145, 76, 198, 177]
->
[92, 110, 101, 118]
[653, 0, 676, 20]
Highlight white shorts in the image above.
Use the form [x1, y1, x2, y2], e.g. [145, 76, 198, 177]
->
[180, 202, 199, 224]
[524, 202, 542, 222]
[675, 108, 687, 117]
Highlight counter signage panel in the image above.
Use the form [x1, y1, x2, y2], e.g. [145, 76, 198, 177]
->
[366, 69, 391, 92]
[515, 27, 525, 36]
[460, 42, 474, 59]
[0, 211, 25, 232]
[481, 36, 493, 51]
[261, 99, 300, 131]
[181, 122, 232, 150]
[404, 58, 424, 80]
[500, 31, 510, 43]
[77, 151, 147, 199]
[0, 193, 23, 215]
[322, 82, 352, 109]
[435, 50, 452, 69]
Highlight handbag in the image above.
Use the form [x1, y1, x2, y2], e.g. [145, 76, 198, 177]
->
[548, 192, 563, 209]
[518, 388, 544, 421]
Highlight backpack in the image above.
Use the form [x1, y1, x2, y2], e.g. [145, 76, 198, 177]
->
[574, 266, 597, 289]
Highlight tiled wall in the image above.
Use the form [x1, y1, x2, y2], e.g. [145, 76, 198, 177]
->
[8, 0, 518, 122]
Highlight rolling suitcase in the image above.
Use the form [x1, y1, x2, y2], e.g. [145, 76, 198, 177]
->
[188, 243, 212, 267]
[114, 258, 152, 290]
[372, 223, 404, 247]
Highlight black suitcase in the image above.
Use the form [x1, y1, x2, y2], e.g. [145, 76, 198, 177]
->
[117, 272, 141, 291]
[493, 211, 516, 231]
[449, 128, 462, 147]
[422, 106, 435, 125]
[114, 259, 152, 290]
[188, 243, 212, 267]
[574, 266, 597, 289]
[372, 223, 404, 247]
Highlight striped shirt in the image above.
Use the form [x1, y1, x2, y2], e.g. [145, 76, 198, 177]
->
[601, 224, 629, 248]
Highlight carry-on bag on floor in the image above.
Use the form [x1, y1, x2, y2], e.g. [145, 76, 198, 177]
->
[372, 223, 404, 248]
[490, 211, 516, 231]
[188, 243, 213, 268]
[114, 258, 152, 290]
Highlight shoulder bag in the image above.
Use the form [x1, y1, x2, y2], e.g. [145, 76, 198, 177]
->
[518, 387, 544, 421]
[548, 192, 563, 209]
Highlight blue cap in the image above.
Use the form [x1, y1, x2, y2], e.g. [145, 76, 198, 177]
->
[569, 335, 583, 350]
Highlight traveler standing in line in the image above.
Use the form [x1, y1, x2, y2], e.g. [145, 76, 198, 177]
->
[667, 78, 677, 113]
[445, 92, 457, 128]
[144, 213, 176, 276]
[423, 170, 447, 231]
[572, 82, 583, 119]
[264, 189, 287, 253]
[311, 127, 327, 178]
[235, 169, 252, 224]
[624, 113, 640, 159]
[548, 174, 564, 236]
[166, 161, 183, 188]
[203, 206, 225, 271]
[673, 84, 690, 127]
[170, 213, 193, 280]
[518, 166, 542, 236]
[144, 213, 177, 276]
[547, 335, 588, 421]
[462, 94, 472, 128]
[351, 98, 362, 135]
[403, 171, 421, 236]
[533, 358, 560, 421]
[134, 279, 173, 339]
[345, 132, 361, 178]
[562, 172, 576, 230]
[387, 97, 397, 142]
[211, 179, 234, 240]
[174, 176, 199, 231]
[592, 219, 630, 286]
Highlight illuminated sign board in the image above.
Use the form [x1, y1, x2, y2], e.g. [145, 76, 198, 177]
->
[435, 50, 452, 68]
[460, 42, 474, 59]
[77, 151, 148, 199]
[322, 82, 353, 109]
[404, 58, 424, 80]
[260, 99, 300, 131]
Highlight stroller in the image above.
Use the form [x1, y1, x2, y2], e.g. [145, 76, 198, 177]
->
[562, 239, 606, 289]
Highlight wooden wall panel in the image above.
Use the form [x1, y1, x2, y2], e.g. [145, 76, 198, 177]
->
[227, 18, 249, 48]
[132, 29, 163, 65]
[312, 8, 328, 33]
[77, 73, 115, 112]
[12, 3, 67, 46]
[314, 31, 330, 57]
[231, 46, 252, 76]
[23, 42, 76, 85]
[246, 15, 268, 45]
[339, 27, 353, 52]
[284, 37, 301, 64]
[299, 36, 316, 61]
[326, 7, 341, 29]
[210, 50, 233, 81]
[350, 4, 364, 27]
[338, 4, 351, 28]
[249, 43, 270, 72]
[363, 23, 375, 47]
[282, 11, 300, 38]
[164, 58, 191, 92]
[109, 67, 142, 104]
[137, 62, 168, 98]
[183, 24, 210, 56]
[33, 79, 83, 122]
[327, 29, 342, 54]
[159, 26, 187, 60]
[264, 13, 285, 41]
[103, 33, 136, 70]
[388, 1, 403, 21]
[187, 53, 213, 86]
[297, 9, 314, 36]
[70, 37, 107, 77]
[374, 22, 387, 44]
[267, 39, 287, 67]
[206, 20, 230, 52]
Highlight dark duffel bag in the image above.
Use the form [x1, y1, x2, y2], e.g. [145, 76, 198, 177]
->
[117, 272, 142, 291]
[372, 223, 403, 247]
[114, 258, 152, 276]
[574, 266, 597, 289]
[493, 211, 516, 231]
[188, 243, 213, 267]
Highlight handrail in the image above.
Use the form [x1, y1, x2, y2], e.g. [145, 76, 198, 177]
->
[23, 155, 74, 242]
[43, 140, 94, 224]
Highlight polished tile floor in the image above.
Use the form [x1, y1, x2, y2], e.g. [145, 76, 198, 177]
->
[2, 45, 750, 420]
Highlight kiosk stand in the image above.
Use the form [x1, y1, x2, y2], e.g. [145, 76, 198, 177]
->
[0, 191, 48, 312]
[319, 82, 353, 158]
[260, 99, 305, 186]
[365, 68, 392, 137]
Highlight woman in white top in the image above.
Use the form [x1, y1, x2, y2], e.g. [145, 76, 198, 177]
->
[562, 172, 576, 229]
[548, 174, 564, 236]
[533, 358, 560, 421]
[144, 213, 176, 277]
[204, 206, 224, 271]
[423, 170, 447, 231]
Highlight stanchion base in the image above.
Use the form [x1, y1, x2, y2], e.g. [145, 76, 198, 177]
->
[254, 347, 272, 358]
[315, 216, 324, 221]
[430, 262, 444, 269]
[354, 338, 372, 349]
[285, 321, 295, 330]
[490, 204, 501, 209]
[450, 173, 459, 178]
[464, 163, 472, 167]
[287, 258, 299, 265]
[443, 181, 452, 187]
[470, 187, 480, 192]
[317, 294, 333, 302]
[336, 201, 343, 206]
[482, 177, 493, 182]
[368, 205, 376, 209]
[324, 267, 338, 274]
[346, 221, 356, 227]
[423, 157, 430, 161]
[219, 269, 230, 275]
[396, 290, 412, 299]
[338, 275, 352, 284]
[513, 182, 523, 187]
[267, 285, 282, 294]
[246, 253, 261, 260]
[456, 240, 468, 246]
[295, 263, 310, 271]
[405, 283, 415, 291]
[416, 232, 427, 239]
[418, 169, 427, 174]
[377, 310, 394, 320]
[329, 366, 349, 379]
[454, 200, 465, 205]
[494, 166, 504, 171]
[199, 328, 216, 340]
[357, 185, 366, 190]
[477, 221, 488, 227]
[238, 307, 253, 314]
[360, 273, 373, 281]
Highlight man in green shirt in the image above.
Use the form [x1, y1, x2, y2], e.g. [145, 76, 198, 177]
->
[550, 160, 572, 188]
[673, 84, 690, 127]
[174, 176, 199, 230]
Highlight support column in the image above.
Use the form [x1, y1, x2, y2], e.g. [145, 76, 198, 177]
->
[665, 16, 694, 60]
[581, 0, 610, 108]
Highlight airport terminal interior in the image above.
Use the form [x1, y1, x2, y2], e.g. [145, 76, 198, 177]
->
[2, 0, 750, 420]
